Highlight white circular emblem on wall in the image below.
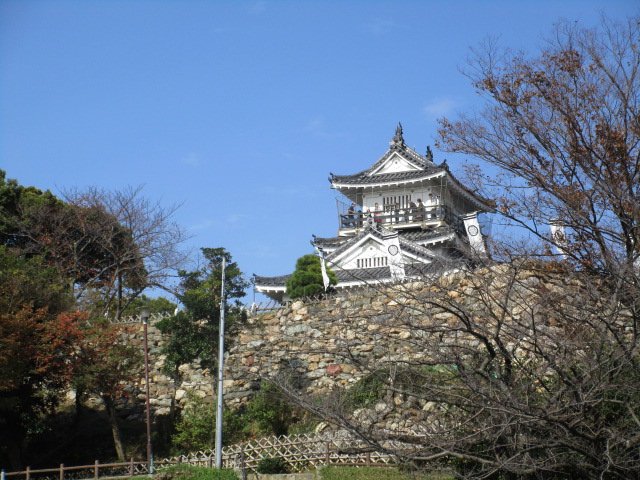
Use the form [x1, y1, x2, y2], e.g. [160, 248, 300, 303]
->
[388, 245, 399, 256]
[468, 225, 479, 236]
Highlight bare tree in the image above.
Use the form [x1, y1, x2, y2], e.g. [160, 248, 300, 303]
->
[438, 17, 639, 290]
[272, 258, 639, 479]
[270, 17, 640, 479]
[61, 186, 189, 317]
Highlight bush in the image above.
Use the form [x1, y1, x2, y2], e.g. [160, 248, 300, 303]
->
[244, 382, 294, 436]
[156, 464, 239, 480]
[256, 457, 290, 474]
[172, 393, 247, 453]
[344, 371, 386, 410]
[286, 412, 320, 435]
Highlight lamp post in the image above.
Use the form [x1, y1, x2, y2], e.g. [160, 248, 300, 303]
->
[141, 310, 154, 475]
[215, 258, 226, 468]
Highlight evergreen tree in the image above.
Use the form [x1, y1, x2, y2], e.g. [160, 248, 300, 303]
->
[157, 248, 249, 379]
[286, 254, 336, 299]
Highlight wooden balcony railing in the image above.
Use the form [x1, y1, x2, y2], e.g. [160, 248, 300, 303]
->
[340, 205, 452, 230]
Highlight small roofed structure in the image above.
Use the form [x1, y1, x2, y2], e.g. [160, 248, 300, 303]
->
[254, 124, 494, 302]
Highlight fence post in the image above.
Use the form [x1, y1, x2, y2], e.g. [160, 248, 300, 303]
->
[26, 466, 30, 480]
[94, 460, 99, 480]
[207, 455, 212, 469]
[1, 468, 5, 480]
[366, 452, 371, 467]
[59, 464, 64, 480]
[129, 458, 134, 476]
[240, 448, 247, 480]
[325, 441, 330, 465]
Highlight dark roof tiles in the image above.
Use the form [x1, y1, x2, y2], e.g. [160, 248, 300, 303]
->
[330, 144, 443, 186]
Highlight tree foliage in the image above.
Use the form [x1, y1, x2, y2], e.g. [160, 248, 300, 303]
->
[1, 172, 187, 319]
[0, 246, 78, 467]
[171, 393, 245, 452]
[158, 248, 249, 378]
[244, 382, 294, 437]
[60, 186, 188, 317]
[0, 171, 186, 466]
[73, 317, 142, 461]
[286, 254, 337, 299]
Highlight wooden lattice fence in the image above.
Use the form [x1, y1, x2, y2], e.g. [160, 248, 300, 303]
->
[2, 433, 401, 479]
[159, 432, 397, 473]
[109, 311, 173, 325]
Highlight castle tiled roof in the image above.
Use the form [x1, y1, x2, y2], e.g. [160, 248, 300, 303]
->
[253, 274, 290, 287]
[400, 227, 458, 243]
[330, 141, 444, 187]
[324, 224, 402, 262]
[331, 166, 445, 186]
[330, 126, 494, 211]
[312, 236, 349, 249]
[254, 259, 465, 291]
[253, 267, 394, 290]
[334, 266, 392, 282]
[314, 227, 458, 250]
[398, 237, 437, 259]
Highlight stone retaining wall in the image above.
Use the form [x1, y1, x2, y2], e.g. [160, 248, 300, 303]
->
[124, 278, 439, 414]
[127, 265, 573, 415]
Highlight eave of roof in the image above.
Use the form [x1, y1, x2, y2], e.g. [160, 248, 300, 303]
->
[331, 169, 446, 188]
[312, 235, 349, 249]
[254, 274, 290, 288]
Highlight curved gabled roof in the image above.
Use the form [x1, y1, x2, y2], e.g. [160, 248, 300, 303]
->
[329, 125, 494, 212]
[330, 142, 444, 187]
[331, 167, 445, 187]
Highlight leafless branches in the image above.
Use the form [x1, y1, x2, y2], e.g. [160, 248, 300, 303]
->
[60, 186, 190, 317]
[438, 16, 640, 289]
[274, 260, 639, 478]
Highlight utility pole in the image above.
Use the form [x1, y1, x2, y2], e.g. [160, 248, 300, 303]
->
[141, 310, 154, 475]
[215, 258, 226, 468]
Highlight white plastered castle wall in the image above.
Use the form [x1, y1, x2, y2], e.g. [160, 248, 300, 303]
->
[338, 238, 390, 270]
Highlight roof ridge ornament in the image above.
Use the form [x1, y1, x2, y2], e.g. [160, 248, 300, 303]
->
[425, 145, 434, 163]
[390, 122, 405, 149]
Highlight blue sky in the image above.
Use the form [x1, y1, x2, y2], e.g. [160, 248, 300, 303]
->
[1, 0, 637, 302]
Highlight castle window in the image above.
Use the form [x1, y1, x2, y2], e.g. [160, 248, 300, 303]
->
[383, 194, 412, 211]
[357, 256, 388, 269]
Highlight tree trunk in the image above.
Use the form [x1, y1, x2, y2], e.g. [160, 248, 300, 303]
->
[102, 395, 126, 461]
[73, 388, 85, 425]
[6, 441, 22, 470]
[116, 271, 123, 320]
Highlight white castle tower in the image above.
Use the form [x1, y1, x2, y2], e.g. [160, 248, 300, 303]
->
[255, 124, 494, 302]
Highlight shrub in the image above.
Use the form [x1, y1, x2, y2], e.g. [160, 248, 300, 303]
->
[256, 457, 290, 474]
[244, 382, 294, 436]
[172, 392, 247, 453]
[286, 412, 320, 435]
[344, 371, 386, 410]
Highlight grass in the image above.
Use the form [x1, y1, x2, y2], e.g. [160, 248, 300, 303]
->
[319, 466, 454, 480]
[154, 464, 238, 480]
[133, 464, 453, 480]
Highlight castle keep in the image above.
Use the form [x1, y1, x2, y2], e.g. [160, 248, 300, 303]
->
[255, 124, 494, 301]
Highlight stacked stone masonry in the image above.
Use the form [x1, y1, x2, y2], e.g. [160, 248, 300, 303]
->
[123, 264, 612, 420]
